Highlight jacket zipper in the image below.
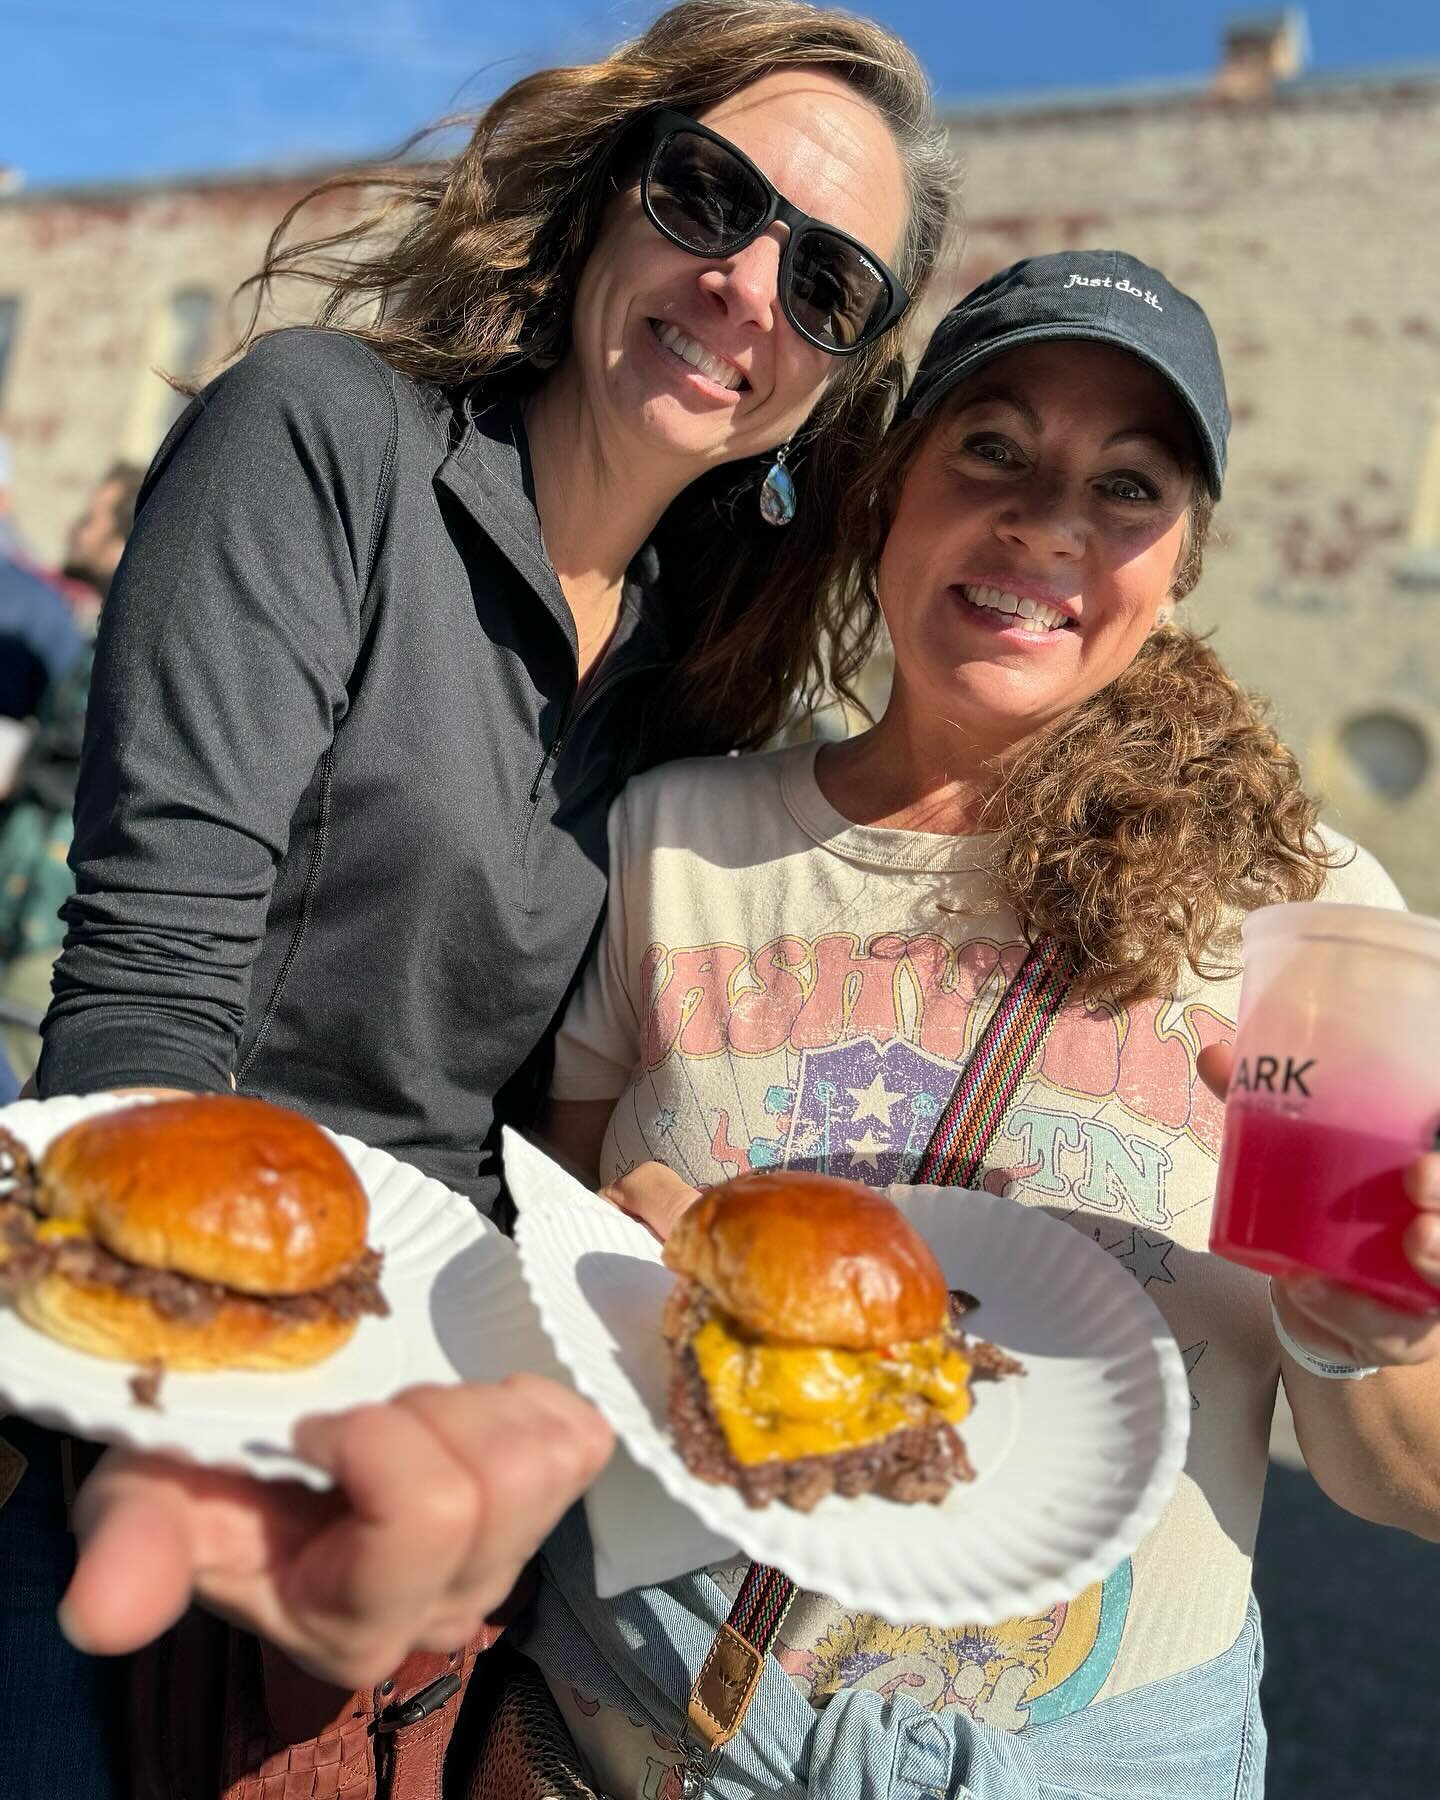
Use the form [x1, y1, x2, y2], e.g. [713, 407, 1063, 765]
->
[514, 711, 568, 876]
[522, 647, 665, 812]
[527, 724, 567, 804]
[526, 636, 666, 801]
[515, 654, 664, 876]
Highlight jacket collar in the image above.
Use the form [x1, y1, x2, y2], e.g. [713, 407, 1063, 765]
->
[434, 384, 674, 671]
[434, 388, 576, 653]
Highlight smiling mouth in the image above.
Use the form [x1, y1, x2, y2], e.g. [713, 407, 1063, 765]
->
[649, 319, 748, 392]
[957, 584, 1077, 635]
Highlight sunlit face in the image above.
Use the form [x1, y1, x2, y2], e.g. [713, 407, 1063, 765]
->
[879, 341, 1199, 748]
[64, 476, 127, 586]
[566, 69, 909, 470]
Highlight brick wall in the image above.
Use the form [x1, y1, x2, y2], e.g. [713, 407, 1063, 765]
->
[0, 174, 344, 557]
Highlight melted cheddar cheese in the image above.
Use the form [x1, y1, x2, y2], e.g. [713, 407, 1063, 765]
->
[691, 1318, 972, 1466]
[33, 1218, 89, 1243]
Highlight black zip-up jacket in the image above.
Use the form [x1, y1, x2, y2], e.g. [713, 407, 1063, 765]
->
[37, 328, 671, 1211]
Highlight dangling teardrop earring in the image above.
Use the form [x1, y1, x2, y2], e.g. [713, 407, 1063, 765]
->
[759, 442, 797, 527]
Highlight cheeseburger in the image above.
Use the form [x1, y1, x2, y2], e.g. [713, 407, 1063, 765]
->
[662, 1171, 1016, 1512]
[0, 1096, 387, 1372]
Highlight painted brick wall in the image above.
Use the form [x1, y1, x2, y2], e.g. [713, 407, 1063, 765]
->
[0, 175, 343, 556]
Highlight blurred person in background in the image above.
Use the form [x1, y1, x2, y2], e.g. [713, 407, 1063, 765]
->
[7, 4, 957, 1797]
[0, 436, 85, 734]
[0, 432, 31, 562]
[58, 460, 144, 631]
[0, 438, 89, 1100]
[0, 463, 144, 1087]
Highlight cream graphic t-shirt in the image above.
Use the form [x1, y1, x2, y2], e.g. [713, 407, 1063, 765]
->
[548, 742, 1401, 1799]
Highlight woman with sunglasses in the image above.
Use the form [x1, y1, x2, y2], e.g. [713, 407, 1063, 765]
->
[516, 253, 1440, 1798]
[17, 4, 953, 1796]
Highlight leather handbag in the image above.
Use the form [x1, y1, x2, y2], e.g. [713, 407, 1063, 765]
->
[463, 1649, 605, 1800]
[130, 1608, 508, 1800]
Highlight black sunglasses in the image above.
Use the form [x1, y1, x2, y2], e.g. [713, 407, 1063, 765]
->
[636, 108, 910, 356]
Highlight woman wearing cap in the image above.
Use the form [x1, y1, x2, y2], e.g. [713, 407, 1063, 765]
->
[526, 250, 1440, 1797]
[18, 4, 956, 1794]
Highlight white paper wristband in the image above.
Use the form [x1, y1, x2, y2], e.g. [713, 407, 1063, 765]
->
[1269, 1282, 1379, 1381]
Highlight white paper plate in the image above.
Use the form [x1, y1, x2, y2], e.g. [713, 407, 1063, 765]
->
[0, 1093, 542, 1486]
[505, 1130, 1191, 1625]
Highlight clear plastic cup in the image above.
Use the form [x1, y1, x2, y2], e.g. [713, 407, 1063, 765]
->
[1209, 901, 1440, 1312]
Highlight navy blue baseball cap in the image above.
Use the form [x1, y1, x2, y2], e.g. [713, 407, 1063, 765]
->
[902, 250, 1230, 498]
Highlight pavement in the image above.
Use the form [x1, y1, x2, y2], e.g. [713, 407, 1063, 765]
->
[1254, 1394, 1440, 1797]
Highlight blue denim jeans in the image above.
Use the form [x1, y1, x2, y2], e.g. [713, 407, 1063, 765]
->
[0, 1418, 123, 1800]
[520, 1504, 1267, 1799]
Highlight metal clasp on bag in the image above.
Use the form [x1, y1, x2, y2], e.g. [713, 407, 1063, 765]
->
[678, 1734, 720, 1797]
[374, 1672, 463, 1733]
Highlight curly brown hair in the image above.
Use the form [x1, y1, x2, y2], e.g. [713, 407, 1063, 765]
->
[229, 0, 957, 763]
[832, 413, 1339, 1005]
[994, 628, 1339, 1003]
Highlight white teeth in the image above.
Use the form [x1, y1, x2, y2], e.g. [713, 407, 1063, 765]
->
[653, 321, 743, 390]
[961, 585, 1071, 632]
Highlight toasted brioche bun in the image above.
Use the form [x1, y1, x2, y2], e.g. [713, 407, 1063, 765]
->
[16, 1268, 356, 1371]
[39, 1096, 367, 1295]
[663, 1171, 948, 1351]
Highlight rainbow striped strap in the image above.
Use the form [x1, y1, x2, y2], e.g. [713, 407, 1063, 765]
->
[687, 933, 1074, 1761]
[915, 933, 1073, 1189]
[680, 1569, 792, 1749]
[685, 1564, 796, 1755]
[727, 1560, 797, 1653]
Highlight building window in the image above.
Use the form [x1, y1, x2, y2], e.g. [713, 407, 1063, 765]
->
[1398, 394, 1440, 587]
[0, 297, 20, 403]
[1336, 712, 1432, 803]
[158, 288, 217, 423]
[121, 287, 218, 462]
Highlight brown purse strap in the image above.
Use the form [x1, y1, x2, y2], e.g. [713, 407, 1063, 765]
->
[685, 934, 1074, 1760]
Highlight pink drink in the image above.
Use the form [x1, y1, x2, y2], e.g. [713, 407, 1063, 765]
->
[1208, 901, 1440, 1312]
[1211, 1106, 1435, 1312]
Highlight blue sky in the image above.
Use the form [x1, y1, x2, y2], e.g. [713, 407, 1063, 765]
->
[6, 1, 1438, 190]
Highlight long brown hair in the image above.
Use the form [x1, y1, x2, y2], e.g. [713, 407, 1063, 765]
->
[232, 0, 957, 761]
[833, 413, 1338, 1005]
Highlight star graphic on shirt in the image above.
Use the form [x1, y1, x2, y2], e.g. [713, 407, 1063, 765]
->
[847, 1072, 905, 1129]
[1181, 1340, 1208, 1410]
[845, 1128, 888, 1171]
[654, 1108, 679, 1136]
[1114, 1229, 1176, 1289]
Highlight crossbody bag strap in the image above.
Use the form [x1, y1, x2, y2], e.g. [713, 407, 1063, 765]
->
[684, 932, 1075, 1764]
[913, 931, 1074, 1188]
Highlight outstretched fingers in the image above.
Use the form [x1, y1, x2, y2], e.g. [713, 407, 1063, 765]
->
[61, 1466, 198, 1655]
[395, 1378, 614, 1628]
[56, 1378, 614, 1691]
[62, 1451, 327, 1656]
